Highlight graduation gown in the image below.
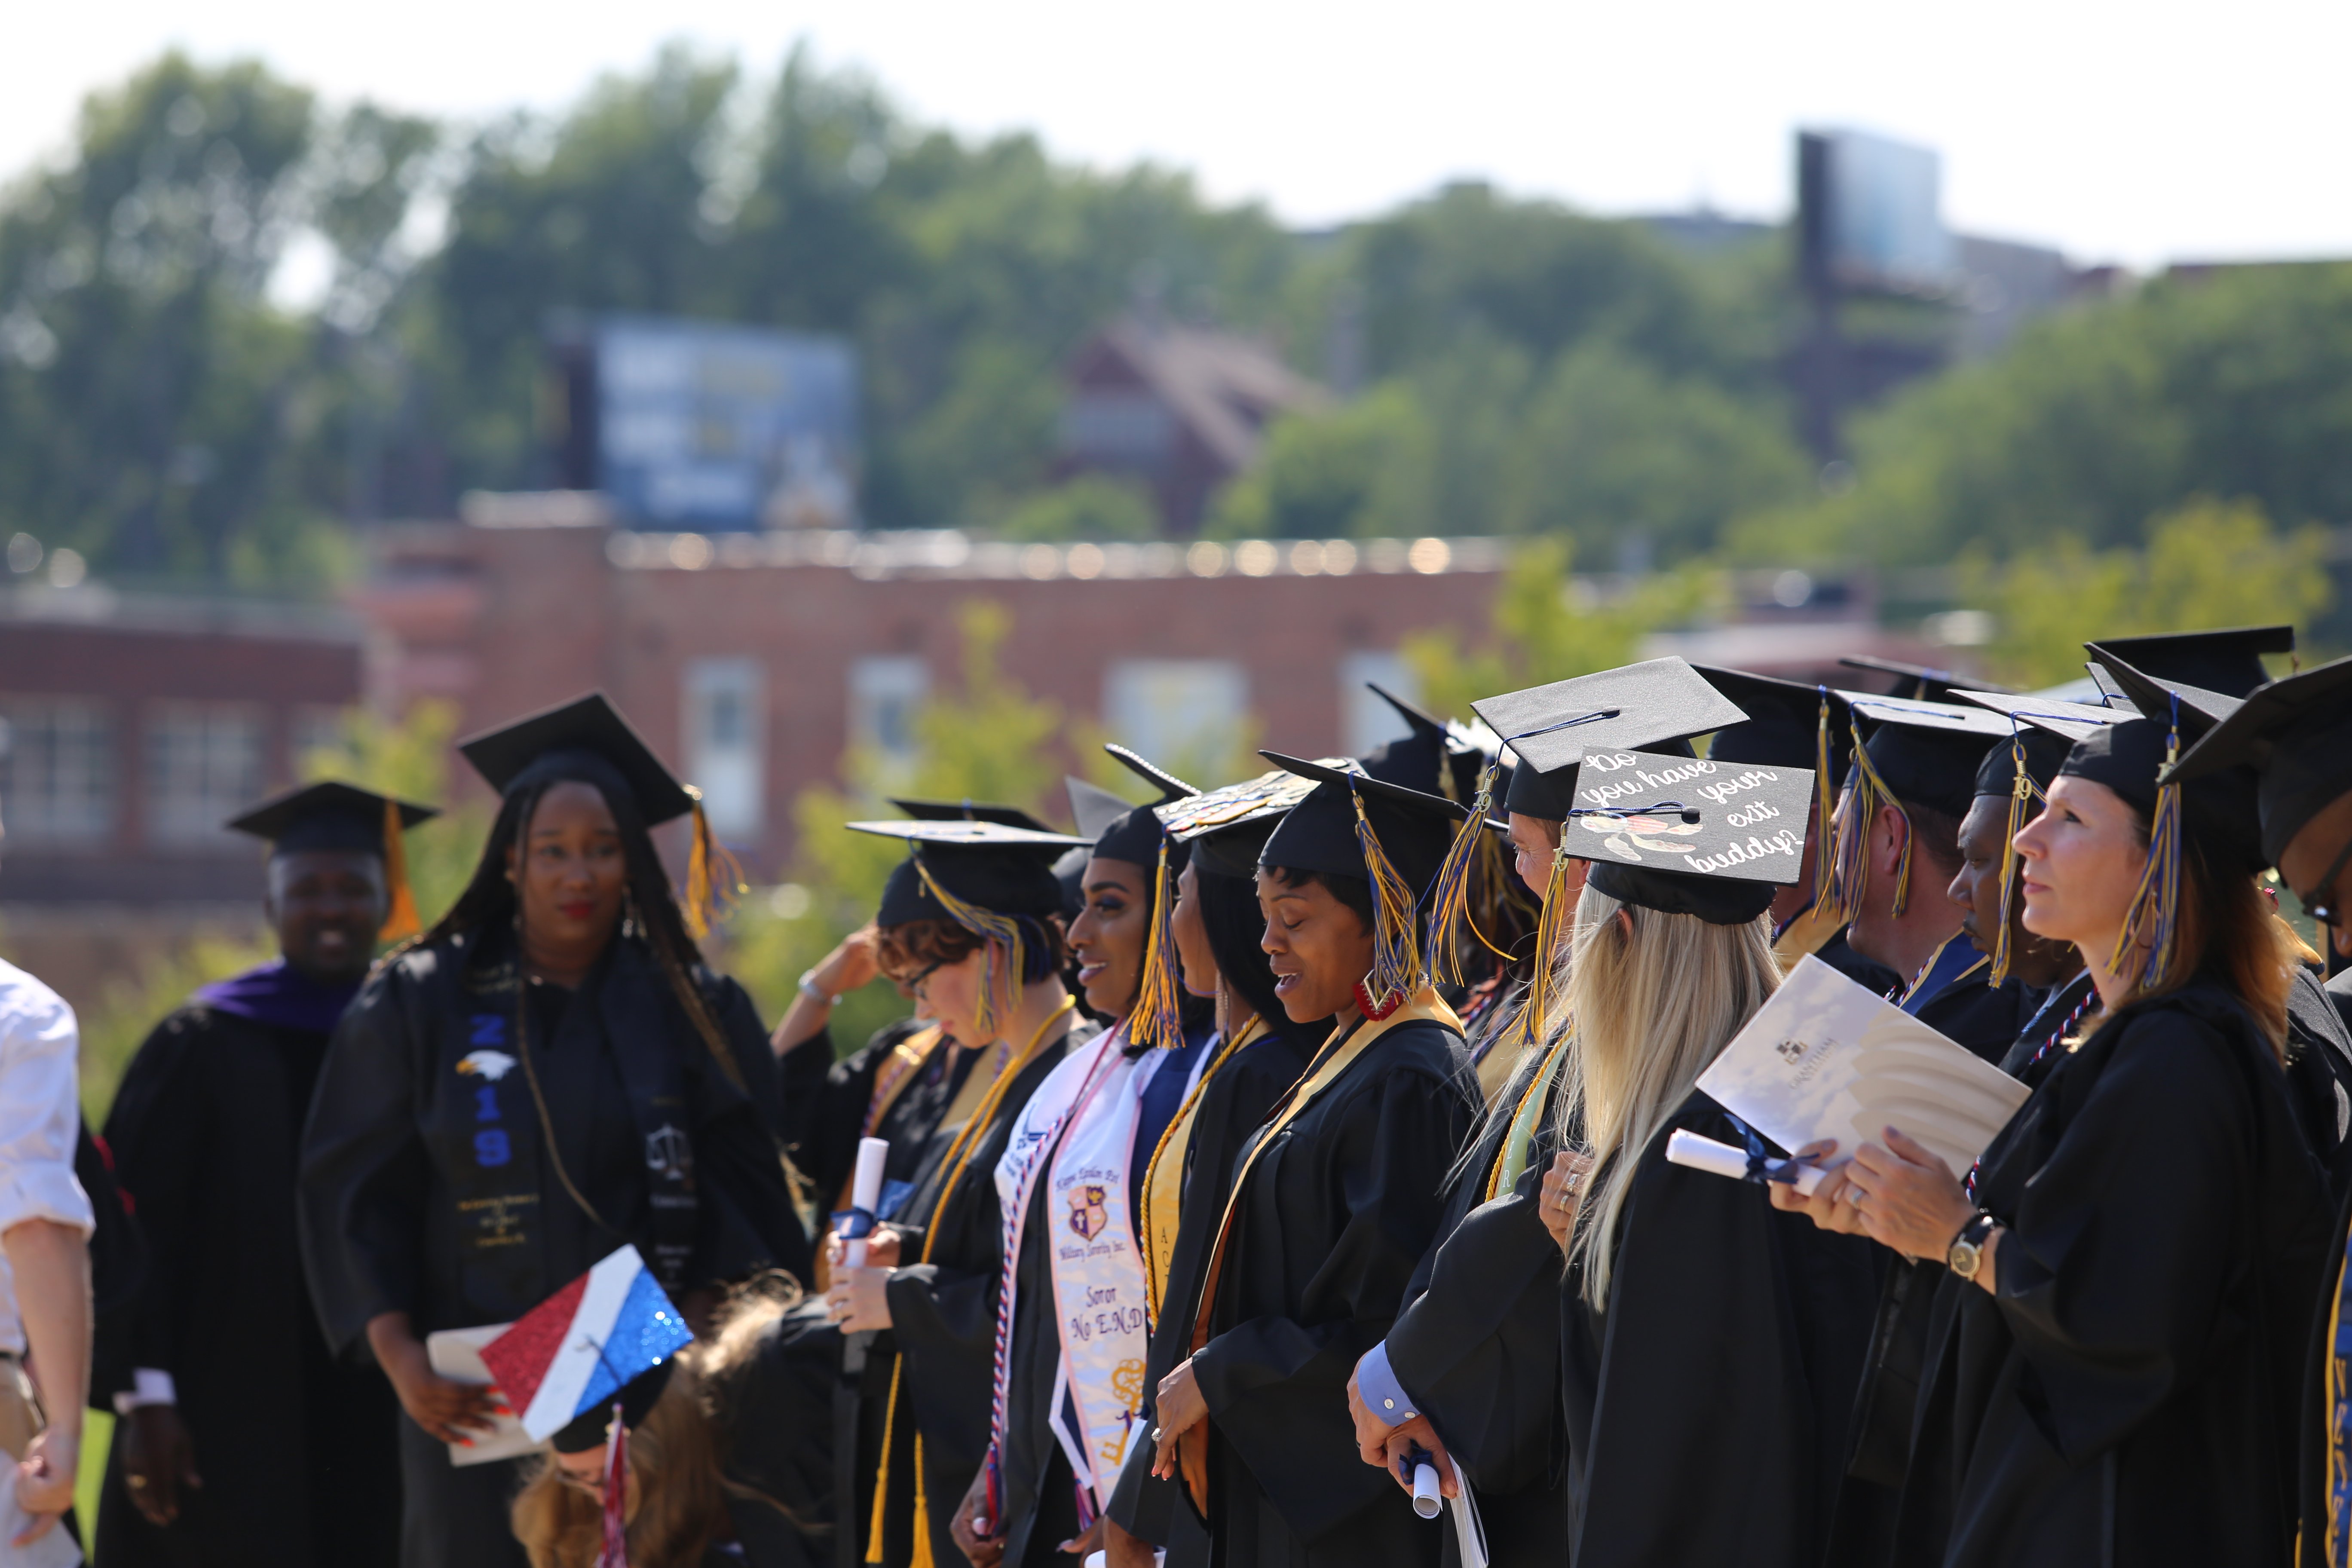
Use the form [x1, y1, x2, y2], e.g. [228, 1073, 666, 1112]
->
[2282, 965, 2352, 1200]
[1813, 925, 1900, 998]
[95, 1001, 401, 1568]
[869, 1024, 1075, 1568]
[1384, 1026, 1573, 1568]
[1103, 1021, 1318, 1567]
[1893, 981, 2332, 1567]
[298, 929, 805, 1568]
[1190, 1008, 1477, 1568]
[1557, 1095, 1879, 1568]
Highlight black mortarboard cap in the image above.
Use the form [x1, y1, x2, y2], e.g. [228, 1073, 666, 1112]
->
[1558, 747, 1814, 924]
[849, 819, 1088, 927]
[550, 1361, 675, 1455]
[2169, 653, 2352, 866]
[1093, 746, 1198, 867]
[459, 693, 694, 826]
[1472, 658, 1747, 820]
[2088, 625, 2294, 701]
[890, 798, 1057, 833]
[226, 780, 438, 854]
[1256, 753, 1468, 895]
[1945, 692, 2120, 799]
[1063, 779, 1133, 843]
[1697, 667, 1853, 782]
[1155, 767, 1324, 880]
[1356, 685, 1491, 803]
[2045, 655, 2263, 873]
[1841, 693, 2011, 821]
[1838, 655, 2009, 704]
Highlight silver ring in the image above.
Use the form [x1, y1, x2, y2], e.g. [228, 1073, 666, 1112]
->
[1150, 1427, 1164, 1445]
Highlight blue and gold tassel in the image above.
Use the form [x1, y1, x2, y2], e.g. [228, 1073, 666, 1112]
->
[1352, 783, 1424, 1016]
[2110, 694, 2185, 992]
[1420, 758, 1501, 987]
[1825, 716, 1913, 922]
[1131, 839, 1188, 1049]
[1988, 729, 2046, 987]
[1513, 843, 1575, 1047]
[913, 848, 1027, 1040]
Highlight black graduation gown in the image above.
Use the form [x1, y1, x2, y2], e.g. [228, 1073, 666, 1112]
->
[1893, 981, 2333, 1567]
[2282, 966, 2352, 1200]
[1816, 925, 1899, 997]
[780, 1019, 983, 1222]
[1103, 1023, 1318, 1567]
[870, 1028, 1075, 1568]
[298, 930, 805, 1568]
[94, 1004, 401, 1568]
[711, 1297, 845, 1568]
[1191, 1016, 1477, 1568]
[1558, 1095, 1879, 1567]
[2296, 1123, 2352, 1568]
[1385, 1043, 1570, 1568]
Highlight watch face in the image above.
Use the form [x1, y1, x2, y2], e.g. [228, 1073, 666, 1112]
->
[1947, 1240, 1978, 1280]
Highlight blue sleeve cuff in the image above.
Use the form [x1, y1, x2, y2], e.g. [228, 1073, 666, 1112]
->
[1357, 1340, 1420, 1424]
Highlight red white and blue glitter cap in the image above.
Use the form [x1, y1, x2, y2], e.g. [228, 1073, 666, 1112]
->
[478, 1246, 694, 1442]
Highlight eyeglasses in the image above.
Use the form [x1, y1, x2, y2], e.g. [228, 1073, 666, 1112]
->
[2300, 833, 2352, 928]
[899, 960, 943, 995]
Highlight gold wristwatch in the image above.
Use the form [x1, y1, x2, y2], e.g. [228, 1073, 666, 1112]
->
[1947, 1211, 1999, 1281]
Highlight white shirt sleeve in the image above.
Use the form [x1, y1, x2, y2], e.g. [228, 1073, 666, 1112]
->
[0, 962, 95, 1240]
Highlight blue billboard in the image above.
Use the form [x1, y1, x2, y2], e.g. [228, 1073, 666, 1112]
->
[595, 315, 858, 531]
[1806, 129, 1956, 297]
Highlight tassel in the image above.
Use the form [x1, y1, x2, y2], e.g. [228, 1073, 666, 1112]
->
[913, 849, 1026, 1041]
[1824, 717, 1913, 922]
[597, 1403, 629, 1568]
[1988, 731, 2046, 988]
[1420, 759, 1501, 986]
[2111, 695, 2185, 992]
[1351, 782, 1423, 1015]
[377, 795, 422, 944]
[1508, 843, 1575, 1051]
[681, 788, 747, 940]
[1131, 839, 1187, 1049]
[907, 1435, 934, 1568]
[1810, 688, 1838, 910]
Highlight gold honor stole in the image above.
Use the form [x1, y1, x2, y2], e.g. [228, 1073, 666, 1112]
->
[1771, 896, 1843, 974]
[1176, 988, 1464, 1510]
[1139, 1016, 1269, 1327]
[1485, 1027, 1575, 1202]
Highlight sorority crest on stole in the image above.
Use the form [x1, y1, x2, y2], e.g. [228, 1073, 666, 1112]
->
[1066, 1184, 1109, 1241]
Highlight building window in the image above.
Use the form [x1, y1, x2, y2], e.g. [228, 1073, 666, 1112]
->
[684, 659, 765, 842]
[1060, 391, 1176, 465]
[1338, 651, 1420, 756]
[848, 657, 929, 782]
[289, 705, 349, 776]
[1103, 660, 1249, 780]
[145, 704, 263, 848]
[0, 699, 116, 845]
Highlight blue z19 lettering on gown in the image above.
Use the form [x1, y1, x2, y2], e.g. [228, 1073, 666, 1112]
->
[475, 1085, 501, 1123]
[474, 1129, 511, 1167]
[470, 1014, 505, 1047]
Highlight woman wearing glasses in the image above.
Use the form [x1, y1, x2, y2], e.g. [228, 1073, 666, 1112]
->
[1789, 655, 2332, 1568]
[822, 818, 1088, 1568]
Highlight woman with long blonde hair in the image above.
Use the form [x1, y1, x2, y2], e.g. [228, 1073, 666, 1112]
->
[1537, 836, 1882, 1568]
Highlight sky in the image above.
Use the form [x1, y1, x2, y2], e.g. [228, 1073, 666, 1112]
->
[8, 0, 2349, 271]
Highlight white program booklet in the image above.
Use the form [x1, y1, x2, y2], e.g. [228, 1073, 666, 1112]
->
[1694, 955, 2031, 1177]
[426, 1323, 538, 1467]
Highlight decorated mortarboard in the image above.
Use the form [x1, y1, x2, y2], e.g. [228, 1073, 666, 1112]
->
[851, 817, 1088, 1037]
[1553, 747, 1815, 925]
[2168, 653, 2352, 867]
[1838, 655, 2009, 705]
[1257, 753, 1469, 1019]
[478, 1245, 692, 1446]
[1357, 684, 1493, 804]
[1815, 694, 2010, 929]
[1153, 766, 1328, 877]
[227, 781, 441, 944]
[1470, 658, 1746, 815]
[460, 692, 743, 937]
[2087, 624, 2294, 701]
[891, 797, 1058, 833]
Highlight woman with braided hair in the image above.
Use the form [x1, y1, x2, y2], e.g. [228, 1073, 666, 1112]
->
[298, 694, 806, 1568]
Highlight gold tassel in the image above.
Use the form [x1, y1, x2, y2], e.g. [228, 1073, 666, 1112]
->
[682, 788, 747, 940]
[913, 849, 1026, 1040]
[1810, 689, 1838, 907]
[1824, 717, 1913, 923]
[1513, 844, 1573, 1048]
[1988, 733, 2045, 988]
[377, 795, 422, 944]
[1419, 760, 1499, 986]
[1352, 784, 1423, 1014]
[1131, 840, 1187, 1049]
[2110, 701, 2186, 992]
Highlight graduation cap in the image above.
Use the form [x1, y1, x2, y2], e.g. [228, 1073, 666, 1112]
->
[1697, 668, 1850, 775]
[1153, 766, 1327, 880]
[1471, 658, 1747, 818]
[891, 797, 1058, 833]
[459, 692, 741, 939]
[1093, 747, 1202, 1049]
[2168, 653, 2352, 868]
[227, 780, 441, 944]
[1818, 694, 2009, 926]
[1257, 753, 1469, 1017]
[849, 818, 1089, 1038]
[1554, 747, 1814, 925]
[478, 1245, 693, 1445]
[2087, 625, 2294, 701]
[1838, 655, 2009, 704]
[1357, 684, 1491, 803]
[1936, 693, 2100, 985]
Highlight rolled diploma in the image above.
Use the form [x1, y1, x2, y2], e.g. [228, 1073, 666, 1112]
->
[1664, 1129, 1827, 1197]
[844, 1136, 890, 1268]
[1412, 1461, 1442, 1519]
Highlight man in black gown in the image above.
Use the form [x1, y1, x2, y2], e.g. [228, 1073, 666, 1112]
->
[96, 782, 429, 1568]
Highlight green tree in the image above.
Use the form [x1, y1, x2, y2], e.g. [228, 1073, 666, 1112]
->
[1960, 497, 2333, 687]
[990, 475, 1158, 541]
[1205, 384, 1430, 539]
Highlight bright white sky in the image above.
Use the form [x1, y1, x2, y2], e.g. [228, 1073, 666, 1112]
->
[8, 0, 2348, 271]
